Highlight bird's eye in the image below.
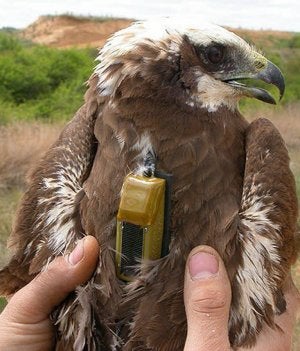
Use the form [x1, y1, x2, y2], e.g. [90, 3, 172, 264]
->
[206, 45, 225, 64]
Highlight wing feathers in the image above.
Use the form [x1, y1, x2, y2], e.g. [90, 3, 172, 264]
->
[229, 118, 298, 347]
[0, 89, 101, 295]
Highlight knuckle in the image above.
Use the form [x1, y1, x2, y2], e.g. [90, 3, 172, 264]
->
[34, 257, 66, 287]
[190, 288, 228, 315]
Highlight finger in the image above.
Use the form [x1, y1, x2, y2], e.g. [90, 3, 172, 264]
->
[184, 245, 232, 351]
[3, 236, 99, 324]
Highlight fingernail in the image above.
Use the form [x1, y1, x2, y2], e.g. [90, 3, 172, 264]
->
[189, 251, 219, 280]
[68, 239, 85, 265]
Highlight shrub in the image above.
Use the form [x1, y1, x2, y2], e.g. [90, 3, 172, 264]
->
[0, 30, 299, 123]
[0, 33, 95, 123]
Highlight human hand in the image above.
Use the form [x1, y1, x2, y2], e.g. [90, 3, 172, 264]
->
[183, 246, 300, 351]
[1, 240, 298, 351]
[0, 236, 99, 351]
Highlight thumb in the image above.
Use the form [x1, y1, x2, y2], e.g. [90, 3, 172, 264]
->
[184, 246, 232, 351]
[3, 236, 99, 324]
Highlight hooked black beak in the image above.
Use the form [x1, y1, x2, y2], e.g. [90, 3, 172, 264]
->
[224, 60, 285, 105]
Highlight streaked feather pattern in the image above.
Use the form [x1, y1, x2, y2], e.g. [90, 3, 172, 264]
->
[0, 19, 298, 350]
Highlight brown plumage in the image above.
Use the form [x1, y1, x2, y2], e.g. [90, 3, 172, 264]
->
[0, 19, 298, 350]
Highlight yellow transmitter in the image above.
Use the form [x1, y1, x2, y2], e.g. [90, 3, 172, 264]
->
[116, 174, 166, 282]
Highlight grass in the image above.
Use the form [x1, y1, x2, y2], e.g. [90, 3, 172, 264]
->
[0, 187, 21, 313]
[0, 20, 298, 346]
[42, 13, 133, 23]
[0, 28, 299, 124]
[0, 122, 61, 265]
[0, 297, 6, 311]
[0, 188, 21, 313]
[0, 122, 61, 315]
[0, 108, 299, 282]
[0, 188, 23, 266]
[0, 31, 95, 123]
[0, 122, 61, 283]
[241, 105, 300, 350]
[243, 103, 300, 184]
[0, 122, 61, 188]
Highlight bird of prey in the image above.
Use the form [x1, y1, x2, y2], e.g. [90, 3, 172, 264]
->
[0, 19, 298, 351]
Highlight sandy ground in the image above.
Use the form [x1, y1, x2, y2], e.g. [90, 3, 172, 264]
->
[20, 16, 132, 48]
[19, 15, 294, 49]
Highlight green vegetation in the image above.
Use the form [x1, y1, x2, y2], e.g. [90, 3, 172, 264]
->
[239, 32, 300, 111]
[0, 188, 23, 265]
[0, 31, 96, 123]
[42, 13, 131, 23]
[0, 24, 299, 346]
[0, 187, 22, 313]
[0, 30, 299, 123]
[0, 297, 6, 312]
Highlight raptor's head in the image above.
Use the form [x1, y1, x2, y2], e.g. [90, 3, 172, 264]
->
[96, 19, 284, 112]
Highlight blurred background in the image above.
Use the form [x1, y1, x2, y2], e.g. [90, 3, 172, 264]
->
[0, 0, 299, 348]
